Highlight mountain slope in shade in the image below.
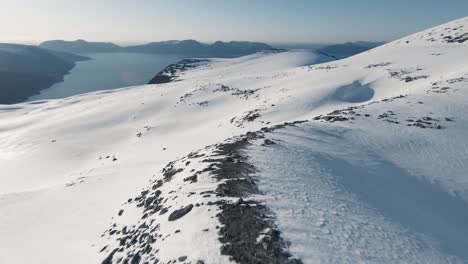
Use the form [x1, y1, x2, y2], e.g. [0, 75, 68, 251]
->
[0, 43, 89, 104]
[1, 17, 468, 264]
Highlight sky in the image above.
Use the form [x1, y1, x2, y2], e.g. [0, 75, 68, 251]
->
[1, 0, 467, 45]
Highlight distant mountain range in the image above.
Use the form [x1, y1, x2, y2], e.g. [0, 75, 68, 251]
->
[40, 39, 274, 57]
[40, 39, 123, 53]
[317, 41, 385, 59]
[39, 39, 385, 60]
[0, 43, 89, 104]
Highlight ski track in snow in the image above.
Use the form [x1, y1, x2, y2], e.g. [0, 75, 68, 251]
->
[0, 17, 468, 264]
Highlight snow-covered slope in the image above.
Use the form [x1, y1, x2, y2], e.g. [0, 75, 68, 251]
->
[1, 17, 468, 264]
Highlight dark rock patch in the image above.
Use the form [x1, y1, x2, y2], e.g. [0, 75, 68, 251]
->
[197, 101, 209, 107]
[364, 62, 391, 69]
[445, 32, 468, 43]
[213, 84, 260, 100]
[378, 111, 399, 124]
[446, 77, 468, 84]
[307, 64, 340, 71]
[231, 109, 262, 127]
[202, 129, 303, 263]
[99, 159, 188, 263]
[388, 68, 428, 82]
[406, 116, 447, 129]
[183, 174, 198, 183]
[149, 59, 210, 84]
[313, 95, 407, 124]
[428, 84, 451, 94]
[218, 200, 301, 264]
[100, 121, 310, 263]
[168, 204, 194, 221]
[263, 139, 276, 146]
[403, 75, 429, 83]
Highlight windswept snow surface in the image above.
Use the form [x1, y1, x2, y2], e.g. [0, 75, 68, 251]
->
[1, 17, 468, 263]
[248, 122, 468, 263]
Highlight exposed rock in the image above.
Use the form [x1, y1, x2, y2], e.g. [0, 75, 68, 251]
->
[168, 204, 194, 221]
[148, 59, 210, 84]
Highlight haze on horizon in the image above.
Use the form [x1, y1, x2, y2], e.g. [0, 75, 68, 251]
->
[1, 0, 467, 45]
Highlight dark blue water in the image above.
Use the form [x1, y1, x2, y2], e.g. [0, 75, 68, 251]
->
[28, 53, 182, 101]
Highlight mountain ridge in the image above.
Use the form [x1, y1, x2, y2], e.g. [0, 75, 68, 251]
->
[40, 39, 274, 57]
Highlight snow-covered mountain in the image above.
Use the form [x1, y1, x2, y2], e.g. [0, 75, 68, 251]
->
[1, 17, 468, 264]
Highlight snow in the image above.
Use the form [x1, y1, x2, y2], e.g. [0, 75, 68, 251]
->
[247, 122, 468, 263]
[98, 146, 233, 263]
[1, 16, 468, 263]
[332, 81, 375, 103]
[393, 17, 468, 45]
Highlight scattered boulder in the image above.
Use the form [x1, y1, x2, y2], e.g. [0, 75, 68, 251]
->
[263, 139, 276, 146]
[168, 204, 194, 221]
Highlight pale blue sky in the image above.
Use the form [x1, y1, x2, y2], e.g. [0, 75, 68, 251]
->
[1, 0, 467, 44]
